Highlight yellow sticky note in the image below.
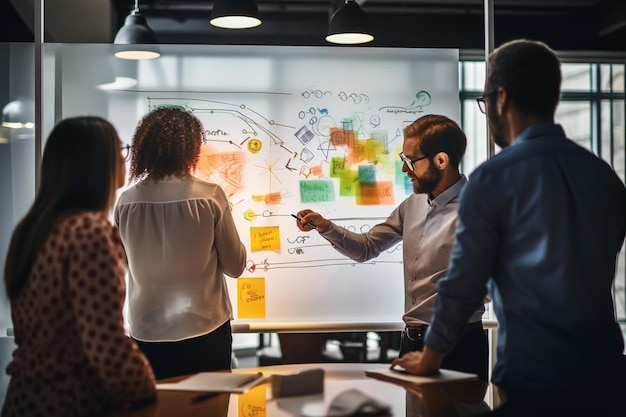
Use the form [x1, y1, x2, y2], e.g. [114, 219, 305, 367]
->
[250, 226, 281, 251]
[238, 383, 266, 417]
[238, 278, 266, 319]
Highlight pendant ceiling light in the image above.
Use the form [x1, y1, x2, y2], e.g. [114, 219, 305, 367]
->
[113, 0, 160, 60]
[2, 98, 34, 129]
[326, 0, 374, 45]
[210, 0, 262, 29]
[98, 58, 138, 91]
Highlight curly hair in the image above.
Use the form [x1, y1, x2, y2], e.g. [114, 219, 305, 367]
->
[130, 107, 206, 181]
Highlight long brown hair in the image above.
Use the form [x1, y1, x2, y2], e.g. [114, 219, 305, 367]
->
[4, 116, 122, 297]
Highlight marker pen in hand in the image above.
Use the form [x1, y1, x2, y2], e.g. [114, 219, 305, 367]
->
[291, 214, 317, 230]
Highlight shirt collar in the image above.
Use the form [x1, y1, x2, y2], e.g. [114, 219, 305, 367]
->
[513, 122, 566, 146]
[429, 174, 467, 208]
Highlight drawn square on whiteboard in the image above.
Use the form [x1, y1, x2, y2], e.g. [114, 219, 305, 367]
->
[295, 125, 315, 145]
[238, 278, 266, 319]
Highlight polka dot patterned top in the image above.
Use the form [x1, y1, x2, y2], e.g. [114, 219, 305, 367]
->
[2, 212, 156, 417]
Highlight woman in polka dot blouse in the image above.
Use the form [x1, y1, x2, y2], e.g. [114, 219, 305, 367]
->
[2, 117, 157, 417]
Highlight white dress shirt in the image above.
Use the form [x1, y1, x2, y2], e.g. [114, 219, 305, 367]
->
[319, 175, 484, 326]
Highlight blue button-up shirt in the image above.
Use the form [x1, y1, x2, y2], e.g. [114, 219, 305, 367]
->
[426, 123, 626, 390]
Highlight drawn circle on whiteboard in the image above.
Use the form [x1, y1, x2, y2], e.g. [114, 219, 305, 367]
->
[247, 139, 262, 154]
[243, 209, 257, 222]
[316, 115, 335, 137]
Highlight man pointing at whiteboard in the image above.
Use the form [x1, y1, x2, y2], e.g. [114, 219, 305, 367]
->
[295, 114, 488, 381]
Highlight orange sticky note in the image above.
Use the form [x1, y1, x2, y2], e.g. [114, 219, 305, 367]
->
[356, 181, 395, 205]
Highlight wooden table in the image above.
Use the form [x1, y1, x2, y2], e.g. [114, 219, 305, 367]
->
[111, 363, 491, 417]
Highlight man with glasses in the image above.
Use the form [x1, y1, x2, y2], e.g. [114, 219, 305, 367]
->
[392, 39, 626, 416]
[294, 114, 489, 381]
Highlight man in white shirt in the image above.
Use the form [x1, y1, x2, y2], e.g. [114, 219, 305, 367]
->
[295, 114, 488, 381]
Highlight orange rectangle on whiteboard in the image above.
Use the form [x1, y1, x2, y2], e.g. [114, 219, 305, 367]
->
[356, 181, 395, 205]
[237, 278, 266, 319]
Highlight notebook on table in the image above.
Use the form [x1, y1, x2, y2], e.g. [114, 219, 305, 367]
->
[365, 367, 477, 386]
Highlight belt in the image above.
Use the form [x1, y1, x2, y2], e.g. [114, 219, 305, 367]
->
[404, 321, 483, 341]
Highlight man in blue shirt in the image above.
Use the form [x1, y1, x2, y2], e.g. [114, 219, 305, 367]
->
[392, 39, 626, 416]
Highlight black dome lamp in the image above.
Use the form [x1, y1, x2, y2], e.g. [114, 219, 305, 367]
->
[326, 0, 374, 45]
[113, 0, 160, 60]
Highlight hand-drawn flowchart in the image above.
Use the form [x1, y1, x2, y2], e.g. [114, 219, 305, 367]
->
[128, 47, 460, 320]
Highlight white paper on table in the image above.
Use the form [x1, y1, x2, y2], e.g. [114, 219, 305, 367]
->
[156, 371, 266, 393]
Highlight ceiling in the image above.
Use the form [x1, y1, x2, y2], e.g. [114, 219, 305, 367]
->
[3, 0, 626, 53]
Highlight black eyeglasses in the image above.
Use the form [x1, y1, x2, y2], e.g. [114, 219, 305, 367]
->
[399, 151, 429, 172]
[121, 144, 132, 161]
[476, 90, 497, 114]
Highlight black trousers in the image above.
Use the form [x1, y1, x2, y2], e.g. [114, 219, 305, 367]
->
[399, 325, 489, 381]
[133, 320, 233, 380]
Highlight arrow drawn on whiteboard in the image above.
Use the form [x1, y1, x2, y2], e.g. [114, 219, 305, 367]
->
[246, 258, 403, 272]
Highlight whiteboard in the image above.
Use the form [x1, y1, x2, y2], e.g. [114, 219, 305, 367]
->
[53, 44, 460, 323]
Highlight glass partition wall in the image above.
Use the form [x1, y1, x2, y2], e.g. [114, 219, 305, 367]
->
[0, 42, 36, 411]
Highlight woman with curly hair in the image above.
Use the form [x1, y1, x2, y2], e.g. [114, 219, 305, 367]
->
[2, 116, 156, 417]
[114, 107, 246, 379]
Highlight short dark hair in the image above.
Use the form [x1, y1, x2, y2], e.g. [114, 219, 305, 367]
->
[403, 114, 467, 167]
[130, 107, 206, 181]
[487, 39, 561, 119]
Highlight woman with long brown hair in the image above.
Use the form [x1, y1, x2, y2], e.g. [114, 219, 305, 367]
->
[2, 116, 156, 417]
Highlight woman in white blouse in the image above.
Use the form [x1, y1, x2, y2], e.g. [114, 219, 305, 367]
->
[115, 107, 247, 380]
